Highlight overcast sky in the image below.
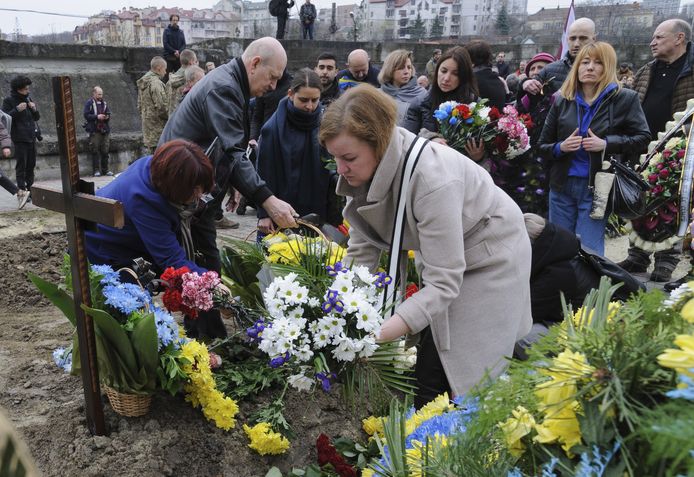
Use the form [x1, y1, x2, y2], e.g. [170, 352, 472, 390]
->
[1, 0, 571, 37]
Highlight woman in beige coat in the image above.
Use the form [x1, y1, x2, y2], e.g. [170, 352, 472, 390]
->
[319, 85, 532, 407]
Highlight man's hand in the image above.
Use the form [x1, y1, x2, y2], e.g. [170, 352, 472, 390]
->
[16, 103, 27, 112]
[262, 195, 298, 229]
[2, 148, 10, 158]
[97, 114, 106, 120]
[465, 138, 485, 162]
[581, 128, 607, 152]
[248, 139, 258, 148]
[376, 314, 411, 342]
[522, 78, 543, 95]
[560, 128, 583, 153]
[257, 217, 275, 235]
[28, 101, 36, 110]
[225, 189, 242, 212]
[174, 50, 180, 57]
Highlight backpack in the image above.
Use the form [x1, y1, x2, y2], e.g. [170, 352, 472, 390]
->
[268, 0, 282, 17]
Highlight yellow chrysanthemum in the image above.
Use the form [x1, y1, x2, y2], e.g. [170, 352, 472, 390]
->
[571, 302, 621, 328]
[180, 339, 239, 430]
[658, 333, 694, 377]
[680, 298, 694, 323]
[243, 422, 290, 455]
[405, 393, 452, 436]
[362, 469, 374, 477]
[499, 406, 536, 457]
[362, 416, 385, 436]
[544, 349, 595, 382]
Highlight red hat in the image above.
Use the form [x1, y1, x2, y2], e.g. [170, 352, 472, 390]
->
[525, 52, 556, 77]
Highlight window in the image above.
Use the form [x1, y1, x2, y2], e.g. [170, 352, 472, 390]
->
[400, 9, 407, 16]
[439, 6, 447, 14]
[386, 8, 394, 17]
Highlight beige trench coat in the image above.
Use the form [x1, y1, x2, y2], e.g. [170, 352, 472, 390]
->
[338, 127, 533, 396]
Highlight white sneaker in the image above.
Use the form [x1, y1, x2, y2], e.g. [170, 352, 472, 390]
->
[17, 190, 30, 210]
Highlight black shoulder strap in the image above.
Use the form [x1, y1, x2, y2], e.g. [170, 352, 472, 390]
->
[381, 136, 429, 316]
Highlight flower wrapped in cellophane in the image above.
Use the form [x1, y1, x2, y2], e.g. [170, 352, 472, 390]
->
[433, 99, 497, 153]
[488, 105, 532, 160]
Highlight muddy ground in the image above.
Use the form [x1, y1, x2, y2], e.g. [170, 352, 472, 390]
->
[0, 210, 364, 477]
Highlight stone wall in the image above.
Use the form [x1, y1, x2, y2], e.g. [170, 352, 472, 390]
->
[0, 38, 653, 180]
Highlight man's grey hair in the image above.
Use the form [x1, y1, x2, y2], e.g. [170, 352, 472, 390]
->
[670, 18, 692, 41]
[179, 49, 198, 67]
[150, 56, 167, 70]
[185, 65, 205, 84]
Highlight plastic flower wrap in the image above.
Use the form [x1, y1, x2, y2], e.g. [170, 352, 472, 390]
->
[433, 99, 497, 153]
[631, 136, 686, 249]
[488, 105, 532, 160]
[255, 263, 387, 390]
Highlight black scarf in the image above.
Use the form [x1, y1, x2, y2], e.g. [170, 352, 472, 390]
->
[257, 96, 329, 221]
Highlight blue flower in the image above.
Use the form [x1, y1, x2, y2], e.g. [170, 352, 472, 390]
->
[541, 457, 560, 477]
[373, 272, 392, 289]
[52, 347, 72, 373]
[433, 109, 449, 121]
[315, 371, 337, 392]
[91, 264, 119, 286]
[153, 307, 179, 350]
[269, 352, 290, 368]
[465, 117, 474, 124]
[326, 262, 348, 277]
[507, 469, 523, 477]
[666, 371, 694, 400]
[103, 283, 151, 315]
[246, 319, 266, 342]
[574, 443, 620, 477]
[449, 117, 459, 125]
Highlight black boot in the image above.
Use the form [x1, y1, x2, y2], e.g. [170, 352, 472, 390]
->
[617, 246, 650, 274]
[651, 247, 680, 283]
[236, 196, 247, 216]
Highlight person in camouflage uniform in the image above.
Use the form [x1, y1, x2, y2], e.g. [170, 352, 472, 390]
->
[137, 56, 168, 154]
[166, 49, 198, 116]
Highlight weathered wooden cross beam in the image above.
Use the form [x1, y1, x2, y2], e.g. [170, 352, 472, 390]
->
[31, 76, 124, 436]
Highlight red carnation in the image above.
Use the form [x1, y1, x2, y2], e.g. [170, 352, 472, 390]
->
[456, 104, 471, 119]
[489, 107, 501, 121]
[648, 174, 658, 184]
[644, 215, 660, 230]
[652, 184, 664, 195]
[677, 148, 686, 159]
[656, 163, 665, 170]
[495, 135, 509, 153]
[659, 169, 670, 178]
[663, 149, 673, 159]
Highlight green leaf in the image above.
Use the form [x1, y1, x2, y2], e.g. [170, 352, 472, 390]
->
[85, 305, 138, 378]
[29, 272, 77, 327]
[264, 467, 283, 477]
[131, 313, 159, 376]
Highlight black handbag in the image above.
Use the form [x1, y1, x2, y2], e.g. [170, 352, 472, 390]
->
[578, 246, 645, 301]
[609, 158, 650, 219]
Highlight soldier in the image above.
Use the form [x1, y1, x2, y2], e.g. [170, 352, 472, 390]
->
[166, 49, 198, 116]
[137, 56, 168, 154]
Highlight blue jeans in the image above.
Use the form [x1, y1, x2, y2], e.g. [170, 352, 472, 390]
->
[549, 176, 607, 255]
[302, 23, 314, 39]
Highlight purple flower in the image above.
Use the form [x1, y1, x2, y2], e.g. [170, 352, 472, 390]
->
[269, 352, 290, 368]
[246, 319, 266, 342]
[315, 372, 337, 392]
[326, 262, 348, 277]
[516, 186, 526, 193]
[373, 272, 393, 289]
[535, 188, 545, 195]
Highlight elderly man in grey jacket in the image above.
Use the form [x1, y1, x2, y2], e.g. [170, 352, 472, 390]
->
[159, 37, 298, 338]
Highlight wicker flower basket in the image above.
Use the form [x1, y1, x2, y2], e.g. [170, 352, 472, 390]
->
[103, 385, 152, 417]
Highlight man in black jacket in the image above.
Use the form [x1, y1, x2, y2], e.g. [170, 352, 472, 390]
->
[336, 49, 381, 93]
[466, 40, 507, 111]
[522, 17, 596, 97]
[2, 75, 40, 205]
[315, 52, 339, 106]
[299, 0, 317, 39]
[275, 0, 295, 39]
[158, 37, 298, 338]
[163, 14, 186, 73]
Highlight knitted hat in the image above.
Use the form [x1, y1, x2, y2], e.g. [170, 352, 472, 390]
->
[525, 52, 555, 77]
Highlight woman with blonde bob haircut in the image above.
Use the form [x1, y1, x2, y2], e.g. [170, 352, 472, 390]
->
[538, 41, 650, 255]
[320, 84, 533, 407]
[378, 49, 425, 125]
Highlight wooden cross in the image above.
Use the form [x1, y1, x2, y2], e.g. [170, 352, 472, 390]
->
[31, 77, 124, 436]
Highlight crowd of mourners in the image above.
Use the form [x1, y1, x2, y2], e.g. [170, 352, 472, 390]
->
[2, 14, 693, 405]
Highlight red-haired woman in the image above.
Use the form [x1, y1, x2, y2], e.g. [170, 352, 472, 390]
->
[86, 139, 214, 275]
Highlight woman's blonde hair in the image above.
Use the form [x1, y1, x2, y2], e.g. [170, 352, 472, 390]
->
[560, 41, 621, 101]
[319, 84, 397, 160]
[378, 49, 415, 85]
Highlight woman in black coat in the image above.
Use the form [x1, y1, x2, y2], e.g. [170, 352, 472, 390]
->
[538, 42, 650, 255]
[465, 40, 508, 112]
[402, 46, 484, 162]
[256, 68, 332, 236]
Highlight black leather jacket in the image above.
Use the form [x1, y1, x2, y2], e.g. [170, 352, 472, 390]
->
[159, 58, 272, 205]
[402, 90, 436, 134]
[538, 88, 651, 190]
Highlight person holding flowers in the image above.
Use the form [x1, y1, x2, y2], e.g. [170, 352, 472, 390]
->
[320, 84, 532, 408]
[538, 42, 650, 255]
[402, 46, 485, 162]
